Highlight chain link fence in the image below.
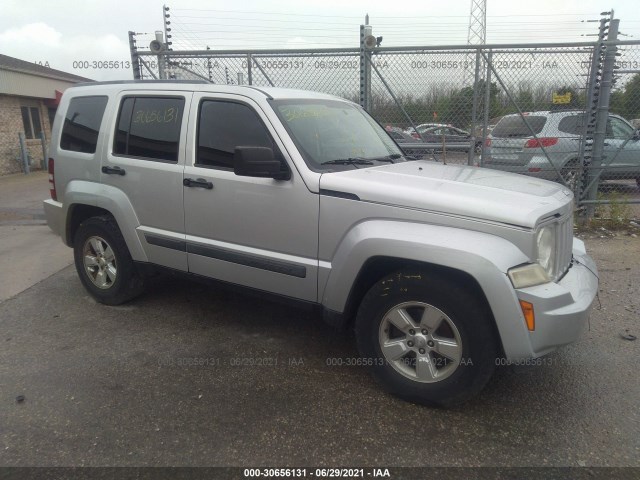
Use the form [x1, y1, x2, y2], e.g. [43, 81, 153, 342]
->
[130, 23, 640, 216]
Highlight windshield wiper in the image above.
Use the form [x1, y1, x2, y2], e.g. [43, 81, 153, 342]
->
[322, 158, 374, 167]
[371, 154, 403, 163]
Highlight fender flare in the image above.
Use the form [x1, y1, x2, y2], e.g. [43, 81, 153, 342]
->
[62, 181, 147, 262]
[321, 220, 533, 359]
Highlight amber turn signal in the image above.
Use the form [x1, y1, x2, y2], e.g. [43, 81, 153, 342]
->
[519, 300, 535, 331]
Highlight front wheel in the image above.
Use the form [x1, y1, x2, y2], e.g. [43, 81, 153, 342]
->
[73, 215, 145, 305]
[355, 270, 499, 407]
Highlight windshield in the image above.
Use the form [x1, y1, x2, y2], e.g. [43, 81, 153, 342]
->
[271, 99, 404, 171]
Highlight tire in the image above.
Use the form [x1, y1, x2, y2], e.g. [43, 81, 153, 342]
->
[73, 215, 145, 305]
[355, 270, 499, 407]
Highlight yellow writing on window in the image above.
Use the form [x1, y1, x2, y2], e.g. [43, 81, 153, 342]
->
[281, 106, 332, 123]
[133, 107, 180, 124]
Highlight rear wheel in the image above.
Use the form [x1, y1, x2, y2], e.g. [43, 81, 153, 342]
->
[355, 270, 499, 407]
[73, 215, 145, 305]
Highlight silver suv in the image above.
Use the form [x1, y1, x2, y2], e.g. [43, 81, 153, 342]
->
[44, 81, 598, 406]
[484, 110, 640, 188]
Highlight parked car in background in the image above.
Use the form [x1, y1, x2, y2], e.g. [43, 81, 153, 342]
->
[404, 123, 448, 138]
[384, 125, 406, 135]
[386, 129, 430, 159]
[484, 111, 640, 189]
[404, 125, 481, 153]
[419, 126, 481, 153]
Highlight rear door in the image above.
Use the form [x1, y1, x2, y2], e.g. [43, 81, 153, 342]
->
[101, 91, 192, 271]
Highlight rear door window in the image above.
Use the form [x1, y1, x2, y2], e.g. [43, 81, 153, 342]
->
[558, 115, 585, 136]
[60, 96, 108, 153]
[113, 96, 185, 162]
[492, 115, 546, 138]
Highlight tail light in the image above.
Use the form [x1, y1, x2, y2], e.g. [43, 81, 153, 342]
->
[485, 138, 491, 147]
[525, 137, 558, 148]
[48, 158, 57, 201]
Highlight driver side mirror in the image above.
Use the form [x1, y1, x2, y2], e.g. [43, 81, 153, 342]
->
[234, 147, 290, 180]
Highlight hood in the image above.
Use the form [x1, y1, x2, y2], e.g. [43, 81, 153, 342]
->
[319, 161, 573, 229]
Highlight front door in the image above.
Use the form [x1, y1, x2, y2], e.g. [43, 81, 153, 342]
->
[182, 94, 319, 302]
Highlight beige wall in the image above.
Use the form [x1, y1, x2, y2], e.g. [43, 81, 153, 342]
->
[0, 69, 78, 99]
[0, 95, 53, 175]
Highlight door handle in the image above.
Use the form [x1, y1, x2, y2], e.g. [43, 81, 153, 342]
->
[183, 178, 213, 189]
[101, 166, 126, 176]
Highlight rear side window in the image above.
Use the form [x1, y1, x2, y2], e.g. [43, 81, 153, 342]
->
[197, 100, 276, 169]
[558, 115, 585, 136]
[114, 96, 185, 162]
[492, 115, 546, 138]
[60, 96, 108, 153]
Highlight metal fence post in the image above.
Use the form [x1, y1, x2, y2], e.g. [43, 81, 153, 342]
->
[577, 39, 603, 203]
[359, 24, 372, 111]
[128, 31, 142, 80]
[583, 19, 619, 220]
[39, 131, 48, 170]
[18, 132, 30, 175]
[480, 50, 492, 167]
[468, 49, 482, 166]
[247, 53, 253, 85]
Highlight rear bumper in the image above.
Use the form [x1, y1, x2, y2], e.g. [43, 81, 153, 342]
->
[482, 155, 561, 181]
[512, 238, 598, 358]
[43, 199, 64, 241]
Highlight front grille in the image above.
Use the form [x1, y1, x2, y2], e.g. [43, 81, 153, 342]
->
[555, 214, 574, 279]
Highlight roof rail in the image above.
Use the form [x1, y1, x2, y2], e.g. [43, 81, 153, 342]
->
[73, 79, 211, 87]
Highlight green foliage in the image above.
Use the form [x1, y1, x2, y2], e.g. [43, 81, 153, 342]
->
[368, 80, 592, 130]
[592, 191, 632, 229]
[610, 73, 640, 120]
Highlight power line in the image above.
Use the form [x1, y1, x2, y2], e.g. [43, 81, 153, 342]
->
[172, 8, 599, 18]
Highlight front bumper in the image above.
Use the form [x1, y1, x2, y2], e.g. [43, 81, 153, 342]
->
[514, 238, 598, 358]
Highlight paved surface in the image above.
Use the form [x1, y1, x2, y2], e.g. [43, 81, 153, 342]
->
[0, 170, 638, 468]
[0, 236, 639, 467]
[0, 172, 73, 302]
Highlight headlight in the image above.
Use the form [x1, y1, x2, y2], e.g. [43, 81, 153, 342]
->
[508, 263, 550, 288]
[536, 225, 556, 278]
